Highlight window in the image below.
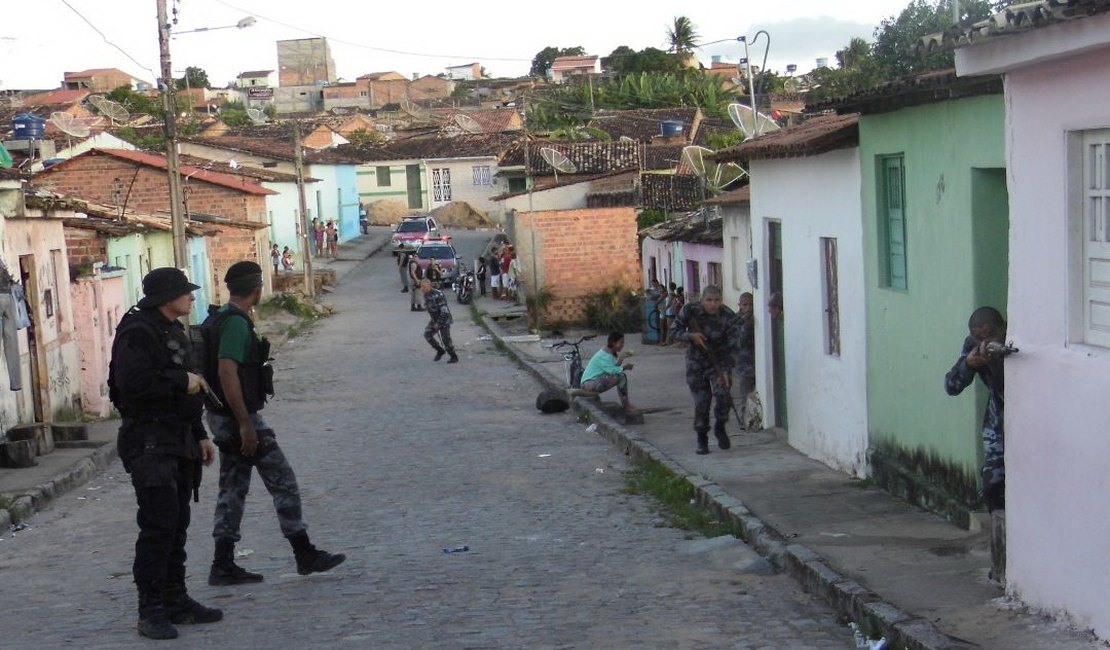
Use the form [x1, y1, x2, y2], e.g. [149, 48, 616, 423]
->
[686, 260, 701, 296]
[707, 262, 722, 288]
[376, 166, 392, 187]
[432, 168, 452, 202]
[879, 155, 908, 290]
[649, 256, 658, 285]
[472, 165, 491, 186]
[508, 177, 527, 193]
[1079, 130, 1110, 347]
[821, 237, 841, 356]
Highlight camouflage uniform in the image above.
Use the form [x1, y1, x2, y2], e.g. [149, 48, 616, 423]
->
[945, 336, 1005, 512]
[207, 412, 307, 542]
[674, 303, 740, 440]
[423, 288, 455, 354]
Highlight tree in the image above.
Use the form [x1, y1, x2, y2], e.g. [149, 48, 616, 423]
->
[529, 45, 586, 77]
[666, 16, 700, 54]
[836, 38, 872, 69]
[605, 46, 685, 76]
[873, 0, 1000, 76]
[175, 66, 210, 90]
[105, 85, 163, 117]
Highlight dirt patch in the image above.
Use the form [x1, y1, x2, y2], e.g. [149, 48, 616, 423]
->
[430, 201, 496, 229]
[366, 199, 410, 225]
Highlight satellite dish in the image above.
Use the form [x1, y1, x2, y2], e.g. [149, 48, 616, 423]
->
[50, 111, 91, 138]
[400, 98, 427, 120]
[94, 98, 131, 125]
[539, 147, 577, 182]
[727, 103, 780, 139]
[453, 113, 484, 134]
[246, 107, 268, 124]
[618, 135, 636, 144]
[784, 76, 812, 94]
[682, 145, 748, 195]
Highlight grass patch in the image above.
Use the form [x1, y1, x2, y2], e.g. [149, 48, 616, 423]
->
[258, 293, 319, 320]
[0, 495, 12, 511]
[624, 456, 741, 538]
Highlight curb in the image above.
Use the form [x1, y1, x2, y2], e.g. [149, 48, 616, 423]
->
[1, 441, 118, 529]
[477, 311, 971, 650]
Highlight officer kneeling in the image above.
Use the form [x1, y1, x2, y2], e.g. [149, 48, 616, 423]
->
[109, 268, 222, 640]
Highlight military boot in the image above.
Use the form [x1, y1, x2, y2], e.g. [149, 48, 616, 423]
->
[208, 538, 264, 586]
[713, 420, 731, 450]
[162, 582, 223, 625]
[432, 344, 446, 362]
[696, 430, 710, 455]
[289, 532, 346, 576]
[447, 350, 459, 364]
[137, 584, 178, 640]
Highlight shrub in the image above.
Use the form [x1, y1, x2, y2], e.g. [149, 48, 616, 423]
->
[584, 285, 643, 333]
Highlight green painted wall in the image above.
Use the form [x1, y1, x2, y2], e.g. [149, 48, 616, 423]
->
[860, 94, 1006, 477]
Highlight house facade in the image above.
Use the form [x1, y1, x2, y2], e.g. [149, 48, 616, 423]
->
[704, 186, 752, 310]
[550, 56, 601, 82]
[837, 75, 1008, 525]
[953, 3, 1110, 638]
[720, 114, 868, 475]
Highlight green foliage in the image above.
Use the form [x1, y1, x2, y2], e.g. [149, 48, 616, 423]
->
[530, 45, 586, 77]
[623, 457, 742, 537]
[105, 85, 162, 117]
[263, 104, 277, 119]
[637, 209, 666, 230]
[525, 285, 555, 331]
[175, 66, 210, 90]
[704, 130, 745, 151]
[583, 286, 643, 333]
[604, 46, 685, 76]
[666, 15, 700, 54]
[346, 128, 386, 147]
[217, 100, 250, 127]
[114, 126, 165, 149]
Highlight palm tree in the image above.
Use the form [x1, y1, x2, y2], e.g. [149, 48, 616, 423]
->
[666, 16, 700, 54]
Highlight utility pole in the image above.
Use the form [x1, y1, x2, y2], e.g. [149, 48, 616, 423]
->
[292, 119, 315, 298]
[522, 92, 541, 334]
[156, 0, 189, 271]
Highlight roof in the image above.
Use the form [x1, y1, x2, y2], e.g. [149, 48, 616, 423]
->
[0, 167, 26, 182]
[346, 132, 520, 162]
[20, 89, 90, 107]
[184, 136, 363, 164]
[64, 68, 132, 79]
[639, 208, 723, 245]
[551, 56, 599, 69]
[716, 113, 859, 162]
[177, 154, 317, 183]
[588, 107, 702, 144]
[702, 185, 751, 206]
[426, 108, 523, 133]
[40, 149, 277, 196]
[357, 71, 407, 81]
[446, 62, 479, 69]
[918, 0, 1110, 54]
[500, 139, 641, 174]
[643, 144, 685, 171]
[236, 70, 273, 79]
[811, 69, 1003, 115]
[490, 169, 635, 202]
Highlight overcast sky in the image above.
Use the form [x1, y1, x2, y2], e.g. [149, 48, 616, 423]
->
[1, 0, 913, 90]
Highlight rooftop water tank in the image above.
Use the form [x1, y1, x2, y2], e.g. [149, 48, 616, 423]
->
[660, 120, 683, 137]
[12, 113, 46, 140]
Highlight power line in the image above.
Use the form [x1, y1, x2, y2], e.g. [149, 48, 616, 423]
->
[58, 0, 158, 78]
[210, 0, 531, 63]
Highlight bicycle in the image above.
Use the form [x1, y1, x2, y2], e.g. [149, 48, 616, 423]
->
[551, 335, 595, 389]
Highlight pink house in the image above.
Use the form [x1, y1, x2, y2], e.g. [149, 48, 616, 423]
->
[639, 209, 724, 298]
[550, 56, 601, 83]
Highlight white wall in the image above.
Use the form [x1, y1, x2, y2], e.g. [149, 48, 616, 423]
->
[261, 180, 305, 255]
[498, 182, 591, 215]
[720, 203, 753, 308]
[750, 148, 868, 476]
[425, 157, 502, 214]
[961, 25, 1110, 638]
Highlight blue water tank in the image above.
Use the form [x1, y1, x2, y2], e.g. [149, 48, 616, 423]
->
[660, 120, 683, 137]
[12, 113, 46, 140]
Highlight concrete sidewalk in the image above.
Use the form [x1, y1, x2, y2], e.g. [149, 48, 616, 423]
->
[0, 230, 389, 531]
[476, 296, 1099, 650]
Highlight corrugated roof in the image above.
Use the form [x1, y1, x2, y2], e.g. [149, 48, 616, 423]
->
[346, 132, 520, 162]
[20, 89, 90, 107]
[500, 139, 641, 174]
[918, 0, 1110, 53]
[809, 69, 1002, 115]
[551, 56, 599, 68]
[177, 154, 316, 183]
[702, 185, 751, 206]
[715, 113, 859, 162]
[588, 107, 702, 144]
[640, 208, 723, 245]
[39, 149, 277, 196]
[184, 136, 363, 164]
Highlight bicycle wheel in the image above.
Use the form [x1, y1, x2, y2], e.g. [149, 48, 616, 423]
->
[647, 307, 661, 332]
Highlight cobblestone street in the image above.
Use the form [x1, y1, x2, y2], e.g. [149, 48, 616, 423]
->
[0, 238, 852, 649]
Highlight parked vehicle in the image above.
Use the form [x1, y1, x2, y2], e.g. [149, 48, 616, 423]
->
[414, 239, 460, 285]
[454, 263, 475, 304]
[551, 335, 596, 389]
[391, 215, 440, 254]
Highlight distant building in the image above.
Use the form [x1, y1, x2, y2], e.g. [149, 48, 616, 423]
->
[277, 38, 336, 87]
[236, 70, 274, 88]
[62, 68, 148, 93]
[446, 63, 482, 81]
[549, 56, 601, 83]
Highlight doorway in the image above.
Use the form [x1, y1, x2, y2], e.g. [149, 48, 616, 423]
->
[766, 221, 787, 429]
[406, 164, 423, 210]
[18, 255, 47, 423]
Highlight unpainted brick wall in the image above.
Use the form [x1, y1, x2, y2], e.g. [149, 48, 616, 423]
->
[207, 224, 267, 304]
[63, 227, 108, 271]
[513, 207, 640, 323]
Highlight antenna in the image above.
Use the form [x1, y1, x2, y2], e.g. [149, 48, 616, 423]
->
[246, 107, 268, 124]
[49, 111, 91, 138]
[94, 98, 131, 125]
[682, 145, 748, 194]
[539, 147, 577, 182]
[727, 103, 780, 139]
[453, 113, 484, 134]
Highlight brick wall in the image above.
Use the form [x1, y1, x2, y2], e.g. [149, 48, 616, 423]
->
[37, 153, 267, 223]
[205, 224, 268, 304]
[512, 207, 640, 323]
[63, 227, 108, 271]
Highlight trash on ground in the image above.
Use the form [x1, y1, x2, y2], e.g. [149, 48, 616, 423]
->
[77, 496, 87, 500]
[538, 453, 552, 458]
[10, 522, 29, 533]
[848, 622, 888, 650]
[595, 468, 605, 474]
[585, 424, 598, 433]
[477, 335, 493, 341]
[820, 532, 848, 538]
[442, 545, 469, 554]
[86, 485, 101, 491]
[235, 548, 254, 558]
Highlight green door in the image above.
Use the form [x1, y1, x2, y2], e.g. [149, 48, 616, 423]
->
[767, 221, 787, 429]
[406, 164, 423, 210]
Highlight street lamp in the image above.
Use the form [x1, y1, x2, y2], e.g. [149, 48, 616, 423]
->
[738, 31, 771, 135]
[156, 2, 255, 272]
[173, 16, 257, 36]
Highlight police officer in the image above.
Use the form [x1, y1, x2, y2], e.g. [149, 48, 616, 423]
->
[673, 285, 740, 455]
[109, 268, 222, 640]
[409, 252, 425, 311]
[398, 249, 412, 293]
[204, 261, 345, 584]
[421, 278, 458, 363]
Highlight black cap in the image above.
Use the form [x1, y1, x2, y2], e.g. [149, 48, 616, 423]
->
[224, 260, 264, 293]
[137, 268, 200, 309]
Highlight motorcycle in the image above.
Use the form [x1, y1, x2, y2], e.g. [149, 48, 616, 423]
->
[454, 263, 475, 305]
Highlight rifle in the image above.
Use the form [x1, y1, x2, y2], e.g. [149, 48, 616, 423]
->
[688, 313, 745, 430]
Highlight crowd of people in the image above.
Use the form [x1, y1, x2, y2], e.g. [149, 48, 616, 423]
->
[268, 218, 342, 276]
[476, 241, 521, 302]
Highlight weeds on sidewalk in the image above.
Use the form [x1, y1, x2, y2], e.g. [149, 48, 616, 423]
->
[623, 457, 741, 539]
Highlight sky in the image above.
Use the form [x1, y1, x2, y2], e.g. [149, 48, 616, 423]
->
[0, 0, 914, 91]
